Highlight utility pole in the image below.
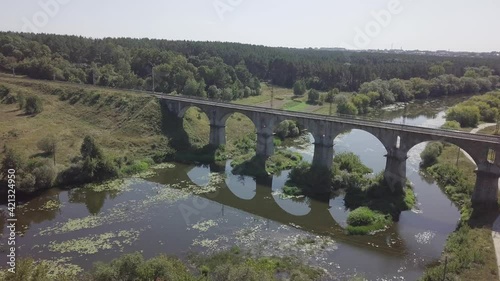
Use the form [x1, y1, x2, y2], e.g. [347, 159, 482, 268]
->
[270, 83, 274, 108]
[152, 67, 155, 93]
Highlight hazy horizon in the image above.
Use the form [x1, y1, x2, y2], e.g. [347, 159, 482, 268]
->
[1, 0, 499, 52]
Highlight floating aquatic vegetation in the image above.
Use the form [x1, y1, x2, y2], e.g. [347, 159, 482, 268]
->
[41, 200, 62, 211]
[415, 231, 436, 244]
[143, 186, 190, 205]
[271, 189, 305, 200]
[38, 202, 132, 236]
[192, 236, 229, 252]
[133, 170, 156, 178]
[151, 163, 176, 169]
[231, 219, 337, 262]
[47, 229, 140, 255]
[184, 173, 225, 195]
[191, 219, 218, 232]
[85, 178, 139, 193]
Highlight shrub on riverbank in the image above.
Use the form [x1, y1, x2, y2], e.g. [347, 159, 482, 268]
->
[0, 148, 57, 194]
[420, 142, 444, 167]
[419, 141, 498, 280]
[446, 90, 500, 128]
[2, 249, 326, 281]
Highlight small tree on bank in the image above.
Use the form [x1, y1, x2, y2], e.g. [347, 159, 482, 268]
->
[293, 80, 306, 96]
[24, 95, 43, 115]
[37, 135, 57, 164]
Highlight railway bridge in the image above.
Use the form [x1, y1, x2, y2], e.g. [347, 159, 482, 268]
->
[158, 94, 500, 209]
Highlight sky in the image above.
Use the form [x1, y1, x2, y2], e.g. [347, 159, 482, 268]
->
[0, 0, 499, 52]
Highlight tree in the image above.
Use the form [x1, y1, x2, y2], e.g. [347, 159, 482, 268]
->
[409, 78, 431, 99]
[293, 80, 306, 96]
[81, 135, 103, 159]
[325, 88, 339, 103]
[389, 78, 412, 102]
[182, 78, 199, 97]
[275, 120, 301, 140]
[207, 85, 221, 99]
[446, 105, 481, 127]
[420, 142, 444, 167]
[1, 148, 25, 182]
[24, 95, 43, 115]
[307, 89, 320, 104]
[429, 64, 445, 78]
[0, 84, 9, 98]
[336, 95, 358, 115]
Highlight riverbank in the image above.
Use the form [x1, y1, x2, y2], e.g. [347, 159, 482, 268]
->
[419, 124, 499, 280]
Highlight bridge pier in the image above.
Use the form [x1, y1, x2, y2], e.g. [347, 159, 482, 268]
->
[384, 149, 408, 193]
[472, 163, 500, 209]
[312, 134, 334, 170]
[209, 124, 226, 146]
[256, 127, 274, 159]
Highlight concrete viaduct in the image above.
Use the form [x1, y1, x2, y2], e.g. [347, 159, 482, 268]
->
[157, 94, 500, 209]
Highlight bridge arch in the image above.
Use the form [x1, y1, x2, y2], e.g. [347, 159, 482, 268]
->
[332, 128, 388, 174]
[402, 135, 483, 166]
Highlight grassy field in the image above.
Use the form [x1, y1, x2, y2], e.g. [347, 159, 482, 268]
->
[0, 76, 265, 166]
[0, 76, 167, 166]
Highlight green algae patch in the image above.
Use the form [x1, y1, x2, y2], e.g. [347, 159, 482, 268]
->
[191, 219, 219, 232]
[143, 186, 190, 205]
[85, 178, 138, 193]
[47, 229, 140, 255]
[184, 173, 225, 195]
[38, 202, 132, 236]
[41, 199, 62, 211]
[151, 162, 176, 169]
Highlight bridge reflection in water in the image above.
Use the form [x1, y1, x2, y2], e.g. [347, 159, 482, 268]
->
[149, 161, 418, 257]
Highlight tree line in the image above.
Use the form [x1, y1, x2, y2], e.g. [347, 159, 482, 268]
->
[2, 32, 500, 95]
[329, 66, 500, 115]
[0, 32, 261, 101]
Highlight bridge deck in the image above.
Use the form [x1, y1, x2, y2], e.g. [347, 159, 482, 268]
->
[154, 93, 500, 145]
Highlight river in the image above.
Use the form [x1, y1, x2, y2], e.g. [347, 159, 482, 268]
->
[0, 97, 471, 280]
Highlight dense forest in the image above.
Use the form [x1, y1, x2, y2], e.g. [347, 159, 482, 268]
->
[1, 31, 500, 98]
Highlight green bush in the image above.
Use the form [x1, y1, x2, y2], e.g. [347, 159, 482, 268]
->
[441, 120, 461, 130]
[307, 89, 320, 104]
[446, 105, 480, 127]
[122, 160, 150, 175]
[293, 80, 306, 96]
[24, 95, 43, 115]
[347, 207, 376, 226]
[275, 120, 302, 140]
[283, 185, 303, 196]
[0, 84, 9, 98]
[37, 135, 57, 155]
[420, 142, 444, 167]
[1, 258, 74, 281]
[333, 152, 372, 175]
[346, 207, 390, 235]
